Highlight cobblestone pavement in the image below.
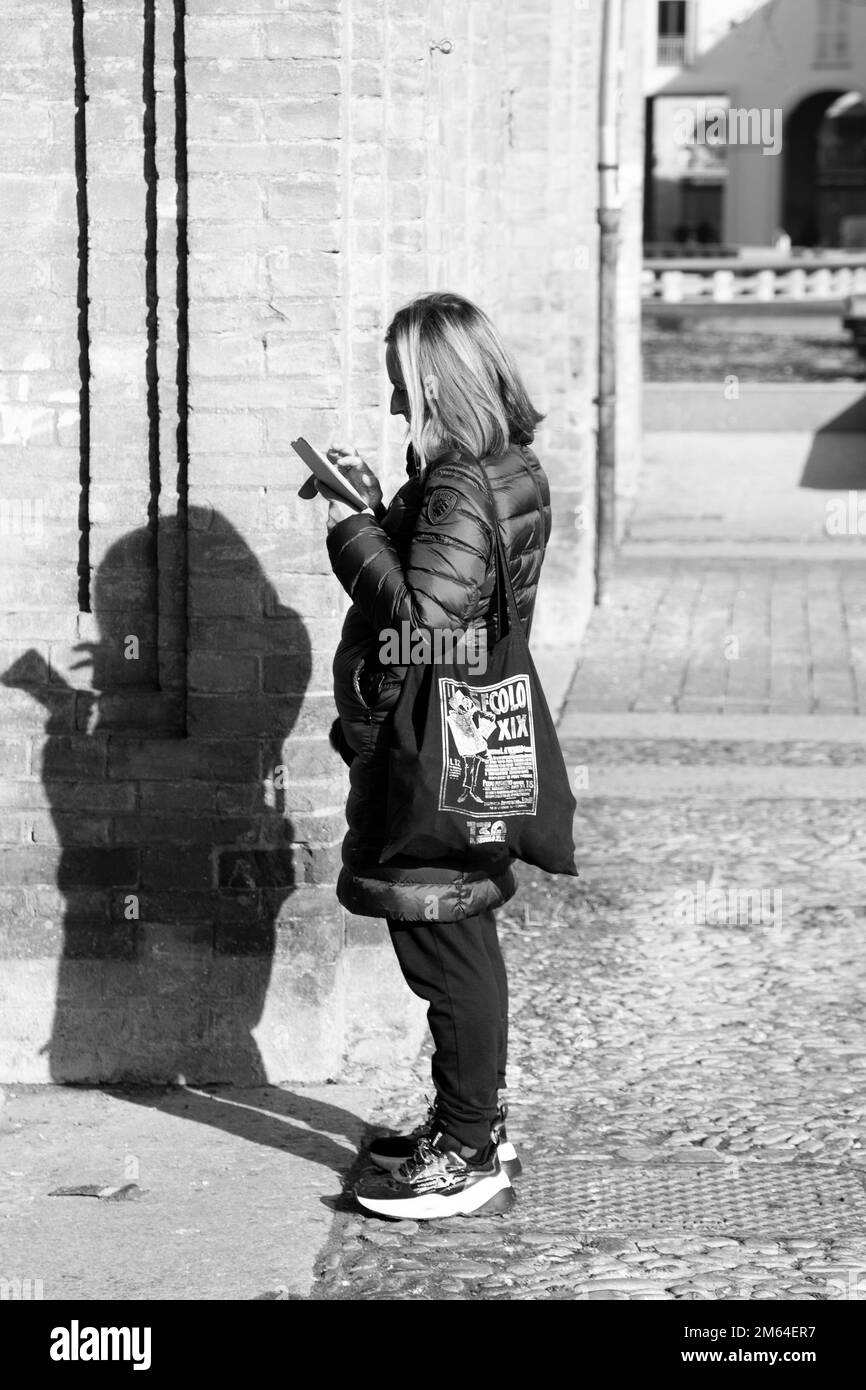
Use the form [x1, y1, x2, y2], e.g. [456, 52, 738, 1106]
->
[313, 792, 866, 1300]
[312, 416, 866, 1301]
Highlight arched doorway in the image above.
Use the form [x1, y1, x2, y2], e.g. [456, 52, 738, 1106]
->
[783, 90, 866, 247]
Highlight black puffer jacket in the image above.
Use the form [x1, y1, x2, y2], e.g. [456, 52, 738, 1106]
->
[325, 435, 552, 921]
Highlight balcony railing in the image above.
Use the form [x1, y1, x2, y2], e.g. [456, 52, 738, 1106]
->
[656, 35, 687, 66]
[642, 253, 866, 304]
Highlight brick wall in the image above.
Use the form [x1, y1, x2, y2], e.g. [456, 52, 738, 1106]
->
[0, 0, 644, 1083]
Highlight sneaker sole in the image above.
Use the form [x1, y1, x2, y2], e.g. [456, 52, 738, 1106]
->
[355, 1169, 514, 1221]
[371, 1141, 524, 1178]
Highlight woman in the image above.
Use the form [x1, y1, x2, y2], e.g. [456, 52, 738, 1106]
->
[320, 292, 551, 1220]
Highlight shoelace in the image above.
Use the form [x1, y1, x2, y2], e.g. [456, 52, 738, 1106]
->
[395, 1102, 507, 1180]
[397, 1136, 451, 1182]
[386, 1101, 437, 1183]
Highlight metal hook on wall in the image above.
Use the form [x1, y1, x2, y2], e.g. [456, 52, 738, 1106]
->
[429, 38, 453, 54]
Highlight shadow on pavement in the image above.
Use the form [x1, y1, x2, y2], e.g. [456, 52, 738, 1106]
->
[801, 391, 866, 488]
[106, 1083, 368, 1174]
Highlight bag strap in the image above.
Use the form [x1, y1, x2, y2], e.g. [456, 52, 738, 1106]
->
[477, 464, 524, 640]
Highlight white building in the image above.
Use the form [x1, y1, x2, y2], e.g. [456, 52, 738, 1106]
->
[645, 0, 866, 250]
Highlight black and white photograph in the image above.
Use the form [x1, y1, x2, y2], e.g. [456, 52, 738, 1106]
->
[1, 0, 866, 1352]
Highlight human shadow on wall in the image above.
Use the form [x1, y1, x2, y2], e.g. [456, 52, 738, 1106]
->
[2, 507, 363, 1169]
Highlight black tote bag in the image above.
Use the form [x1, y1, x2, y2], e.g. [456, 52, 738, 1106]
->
[379, 464, 578, 877]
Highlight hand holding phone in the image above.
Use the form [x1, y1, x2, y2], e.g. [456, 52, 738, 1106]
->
[292, 437, 369, 510]
[325, 445, 383, 513]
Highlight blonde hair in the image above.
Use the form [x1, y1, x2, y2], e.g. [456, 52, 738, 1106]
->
[384, 292, 543, 471]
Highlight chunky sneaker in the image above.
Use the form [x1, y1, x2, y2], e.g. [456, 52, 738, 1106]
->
[369, 1100, 523, 1179]
[367, 1098, 437, 1173]
[355, 1130, 515, 1221]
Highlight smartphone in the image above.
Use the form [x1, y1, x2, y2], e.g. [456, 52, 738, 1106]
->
[291, 437, 368, 510]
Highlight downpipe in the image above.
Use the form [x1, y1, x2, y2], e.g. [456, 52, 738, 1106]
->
[596, 0, 625, 603]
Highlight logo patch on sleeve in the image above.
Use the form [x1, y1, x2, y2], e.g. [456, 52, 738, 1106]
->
[425, 487, 459, 525]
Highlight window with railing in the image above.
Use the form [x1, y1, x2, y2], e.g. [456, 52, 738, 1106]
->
[814, 0, 852, 68]
[657, 1, 688, 67]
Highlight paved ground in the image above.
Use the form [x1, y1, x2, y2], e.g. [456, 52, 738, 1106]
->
[573, 430, 866, 716]
[0, 1082, 382, 1300]
[313, 802, 866, 1300]
[4, 403, 866, 1302]
[308, 404, 866, 1301]
[564, 556, 866, 715]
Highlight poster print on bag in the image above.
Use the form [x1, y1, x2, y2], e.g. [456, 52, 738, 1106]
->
[438, 675, 538, 820]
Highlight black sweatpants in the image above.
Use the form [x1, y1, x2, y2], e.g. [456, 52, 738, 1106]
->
[385, 909, 508, 1151]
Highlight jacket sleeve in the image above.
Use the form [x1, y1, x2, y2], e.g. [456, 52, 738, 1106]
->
[326, 456, 494, 633]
